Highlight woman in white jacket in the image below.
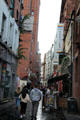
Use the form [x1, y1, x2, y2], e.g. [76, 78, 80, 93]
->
[19, 87, 31, 118]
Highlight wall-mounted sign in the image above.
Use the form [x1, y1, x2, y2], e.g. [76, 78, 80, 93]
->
[23, 16, 34, 32]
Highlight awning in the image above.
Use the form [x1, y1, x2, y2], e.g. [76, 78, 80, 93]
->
[48, 74, 69, 84]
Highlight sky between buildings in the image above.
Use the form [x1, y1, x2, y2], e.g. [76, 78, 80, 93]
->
[38, 0, 62, 62]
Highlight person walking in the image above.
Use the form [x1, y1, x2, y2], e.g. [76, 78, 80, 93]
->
[15, 87, 21, 112]
[46, 87, 50, 106]
[19, 86, 31, 119]
[41, 86, 46, 109]
[30, 83, 42, 120]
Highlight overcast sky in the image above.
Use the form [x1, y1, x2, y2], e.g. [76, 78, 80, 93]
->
[38, 0, 62, 61]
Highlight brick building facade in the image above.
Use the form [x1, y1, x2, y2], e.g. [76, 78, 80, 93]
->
[73, 0, 80, 111]
[17, 0, 41, 81]
[60, 0, 75, 49]
[60, 0, 80, 111]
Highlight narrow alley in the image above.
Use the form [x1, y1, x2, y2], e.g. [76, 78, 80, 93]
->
[0, 0, 80, 120]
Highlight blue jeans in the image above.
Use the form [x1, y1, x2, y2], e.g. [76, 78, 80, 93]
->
[31, 101, 39, 119]
[16, 97, 20, 107]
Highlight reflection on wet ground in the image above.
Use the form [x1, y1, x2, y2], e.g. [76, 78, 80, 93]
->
[37, 101, 55, 120]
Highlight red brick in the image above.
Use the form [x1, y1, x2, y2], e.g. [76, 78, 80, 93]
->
[17, 0, 40, 79]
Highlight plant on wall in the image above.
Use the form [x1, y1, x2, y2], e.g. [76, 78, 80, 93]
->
[61, 56, 70, 74]
[17, 14, 29, 61]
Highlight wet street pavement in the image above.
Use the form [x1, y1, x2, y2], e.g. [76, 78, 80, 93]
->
[1, 100, 80, 120]
[37, 101, 55, 120]
[25, 100, 66, 120]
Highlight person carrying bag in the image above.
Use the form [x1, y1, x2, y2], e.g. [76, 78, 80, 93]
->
[19, 87, 31, 118]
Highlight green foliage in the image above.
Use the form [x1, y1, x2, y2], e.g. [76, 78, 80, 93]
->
[17, 14, 29, 62]
[19, 14, 29, 33]
[61, 56, 70, 74]
[17, 41, 28, 60]
[21, 15, 29, 24]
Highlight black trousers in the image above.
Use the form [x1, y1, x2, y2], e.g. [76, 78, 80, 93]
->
[20, 102, 27, 115]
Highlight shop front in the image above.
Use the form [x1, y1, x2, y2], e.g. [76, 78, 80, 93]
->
[0, 44, 18, 102]
[0, 61, 12, 101]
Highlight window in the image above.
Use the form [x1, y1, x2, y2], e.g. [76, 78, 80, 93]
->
[29, 0, 32, 14]
[59, 43, 61, 48]
[16, 10, 19, 20]
[10, 0, 14, 17]
[9, 23, 13, 48]
[26, 0, 27, 10]
[21, 0, 24, 9]
[4, 75, 10, 98]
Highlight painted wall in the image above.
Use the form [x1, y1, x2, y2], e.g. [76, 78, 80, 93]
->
[0, 0, 19, 55]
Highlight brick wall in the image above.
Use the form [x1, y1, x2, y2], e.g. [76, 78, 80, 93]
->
[14, 0, 20, 22]
[60, 0, 75, 38]
[17, 0, 40, 80]
[73, 0, 80, 111]
[31, 0, 40, 74]
[17, 32, 32, 79]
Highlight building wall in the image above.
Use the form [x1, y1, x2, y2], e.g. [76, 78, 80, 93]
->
[45, 51, 49, 80]
[45, 50, 52, 80]
[30, 0, 40, 74]
[60, 0, 75, 53]
[17, 0, 33, 79]
[60, 0, 75, 94]
[0, 0, 19, 101]
[17, 32, 32, 79]
[0, 0, 9, 42]
[14, 0, 20, 21]
[6, 0, 21, 22]
[73, 0, 80, 111]
[60, 0, 80, 110]
[17, 0, 40, 80]
[60, 0, 75, 36]
[0, 0, 19, 54]
[65, 23, 71, 53]
[50, 44, 54, 77]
